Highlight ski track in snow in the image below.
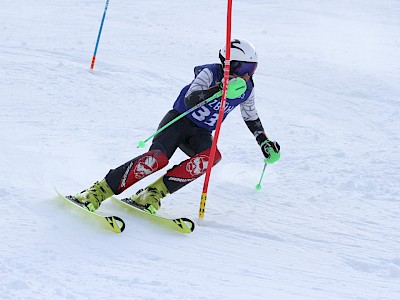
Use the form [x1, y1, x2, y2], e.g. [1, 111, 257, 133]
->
[1, 0, 399, 299]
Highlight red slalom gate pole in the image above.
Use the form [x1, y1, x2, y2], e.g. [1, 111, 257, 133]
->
[199, 0, 233, 219]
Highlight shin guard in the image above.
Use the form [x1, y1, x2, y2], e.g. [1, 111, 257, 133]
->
[163, 148, 222, 193]
[105, 150, 168, 194]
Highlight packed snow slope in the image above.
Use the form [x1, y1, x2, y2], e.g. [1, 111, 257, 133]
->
[1, 0, 399, 299]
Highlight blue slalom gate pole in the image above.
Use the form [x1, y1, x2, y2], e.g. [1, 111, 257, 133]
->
[90, 0, 110, 73]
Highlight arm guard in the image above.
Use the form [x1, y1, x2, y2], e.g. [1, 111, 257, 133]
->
[245, 118, 268, 145]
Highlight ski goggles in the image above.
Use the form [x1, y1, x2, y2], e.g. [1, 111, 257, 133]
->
[231, 61, 258, 76]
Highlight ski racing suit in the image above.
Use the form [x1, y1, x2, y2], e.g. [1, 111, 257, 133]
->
[105, 63, 266, 195]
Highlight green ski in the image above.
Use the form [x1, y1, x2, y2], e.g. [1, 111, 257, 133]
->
[55, 189, 125, 233]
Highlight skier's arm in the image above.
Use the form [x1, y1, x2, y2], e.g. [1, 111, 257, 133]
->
[240, 91, 268, 143]
[184, 68, 219, 107]
[184, 69, 246, 107]
[241, 93, 281, 164]
[184, 86, 220, 107]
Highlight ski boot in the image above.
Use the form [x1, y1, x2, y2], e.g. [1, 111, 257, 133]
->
[130, 177, 169, 214]
[75, 179, 114, 212]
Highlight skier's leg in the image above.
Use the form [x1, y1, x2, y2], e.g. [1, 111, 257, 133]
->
[105, 149, 169, 194]
[130, 121, 221, 213]
[130, 147, 222, 213]
[163, 147, 222, 193]
[164, 125, 223, 193]
[149, 109, 184, 158]
[75, 149, 169, 212]
[75, 110, 184, 211]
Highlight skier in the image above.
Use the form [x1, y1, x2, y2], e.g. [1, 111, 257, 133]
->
[75, 39, 281, 213]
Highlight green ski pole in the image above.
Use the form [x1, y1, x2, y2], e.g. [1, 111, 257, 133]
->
[137, 77, 246, 148]
[255, 159, 268, 190]
[137, 92, 220, 148]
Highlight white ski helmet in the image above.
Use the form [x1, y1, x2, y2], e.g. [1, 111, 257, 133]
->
[219, 39, 258, 63]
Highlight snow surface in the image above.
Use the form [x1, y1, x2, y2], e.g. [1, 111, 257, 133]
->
[1, 0, 399, 299]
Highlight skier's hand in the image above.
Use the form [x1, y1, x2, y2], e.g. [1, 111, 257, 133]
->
[219, 77, 246, 99]
[261, 139, 280, 164]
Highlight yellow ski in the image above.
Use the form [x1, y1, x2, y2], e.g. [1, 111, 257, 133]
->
[55, 189, 125, 233]
[111, 197, 195, 234]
